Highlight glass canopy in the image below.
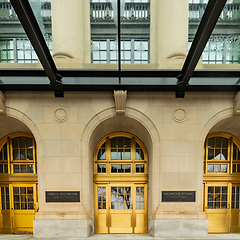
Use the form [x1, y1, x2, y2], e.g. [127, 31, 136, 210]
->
[0, 0, 239, 95]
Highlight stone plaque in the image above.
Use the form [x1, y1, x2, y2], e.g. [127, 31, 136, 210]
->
[162, 191, 195, 202]
[46, 191, 80, 203]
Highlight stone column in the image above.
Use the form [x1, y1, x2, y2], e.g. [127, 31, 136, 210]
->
[150, 0, 189, 63]
[51, 0, 91, 62]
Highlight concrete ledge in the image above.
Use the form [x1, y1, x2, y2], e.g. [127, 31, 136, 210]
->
[149, 219, 208, 238]
[33, 220, 94, 238]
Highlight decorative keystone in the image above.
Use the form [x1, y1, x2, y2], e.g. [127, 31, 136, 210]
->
[0, 91, 6, 115]
[233, 91, 240, 115]
[114, 90, 127, 115]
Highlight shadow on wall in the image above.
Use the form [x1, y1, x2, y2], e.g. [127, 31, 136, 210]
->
[209, 116, 240, 140]
[0, 115, 32, 140]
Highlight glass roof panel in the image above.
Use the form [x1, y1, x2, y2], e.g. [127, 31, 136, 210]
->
[0, 0, 52, 64]
[188, 0, 240, 65]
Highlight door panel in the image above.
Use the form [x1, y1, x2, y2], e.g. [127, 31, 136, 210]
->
[95, 183, 147, 233]
[205, 183, 229, 233]
[230, 185, 240, 233]
[109, 185, 132, 233]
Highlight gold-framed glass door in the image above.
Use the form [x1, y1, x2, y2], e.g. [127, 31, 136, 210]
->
[94, 132, 148, 234]
[0, 133, 38, 234]
[204, 133, 240, 233]
[205, 183, 230, 233]
[95, 182, 147, 233]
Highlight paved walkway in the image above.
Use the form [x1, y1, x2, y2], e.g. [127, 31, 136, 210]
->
[1, 234, 240, 240]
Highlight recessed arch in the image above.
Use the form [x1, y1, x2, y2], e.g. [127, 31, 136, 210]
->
[80, 107, 161, 222]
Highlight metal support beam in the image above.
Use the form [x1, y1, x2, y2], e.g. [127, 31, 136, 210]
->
[9, 0, 63, 97]
[176, 0, 227, 97]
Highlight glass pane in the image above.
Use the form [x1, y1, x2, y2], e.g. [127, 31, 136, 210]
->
[233, 164, 236, 173]
[27, 149, 33, 160]
[125, 164, 131, 173]
[4, 165, 8, 174]
[21, 203, 27, 209]
[19, 137, 25, 148]
[207, 164, 213, 173]
[237, 164, 240, 173]
[111, 165, 117, 173]
[97, 164, 101, 173]
[111, 202, 117, 209]
[20, 165, 26, 173]
[14, 203, 20, 209]
[221, 149, 228, 160]
[27, 164, 34, 173]
[13, 149, 19, 160]
[222, 138, 228, 148]
[136, 164, 140, 173]
[14, 195, 19, 202]
[0, 165, 3, 173]
[125, 149, 131, 160]
[20, 149, 26, 160]
[118, 164, 124, 173]
[118, 149, 123, 160]
[27, 187, 33, 194]
[208, 138, 214, 148]
[125, 138, 131, 147]
[221, 164, 227, 173]
[208, 149, 214, 160]
[118, 137, 123, 148]
[215, 137, 221, 148]
[102, 164, 106, 173]
[12, 138, 18, 148]
[13, 165, 19, 173]
[111, 138, 117, 148]
[28, 203, 34, 209]
[214, 165, 220, 173]
[20, 187, 26, 194]
[26, 137, 33, 149]
[111, 149, 117, 160]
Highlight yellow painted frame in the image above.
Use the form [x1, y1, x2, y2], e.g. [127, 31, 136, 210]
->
[204, 132, 240, 233]
[94, 132, 148, 234]
[0, 132, 38, 234]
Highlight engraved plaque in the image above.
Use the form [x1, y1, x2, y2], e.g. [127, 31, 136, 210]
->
[46, 191, 80, 203]
[162, 191, 195, 202]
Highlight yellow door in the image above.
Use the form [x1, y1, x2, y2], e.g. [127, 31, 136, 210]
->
[0, 186, 11, 233]
[95, 183, 147, 233]
[109, 184, 133, 233]
[205, 183, 230, 233]
[11, 183, 37, 233]
[230, 185, 240, 233]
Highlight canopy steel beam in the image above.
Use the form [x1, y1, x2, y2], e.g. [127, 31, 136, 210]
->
[9, 0, 63, 97]
[177, 0, 227, 97]
[0, 69, 240, 92]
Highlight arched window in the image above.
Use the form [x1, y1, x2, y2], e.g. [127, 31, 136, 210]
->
[204, 133, 240, 174]
[94, 133, 147, 175]
[0, 132, 37, 174]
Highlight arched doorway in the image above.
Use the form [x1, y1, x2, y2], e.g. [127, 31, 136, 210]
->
[0, 132, 38, 234]
[94, 132, 148, 234]
[203, 132, 240, 233]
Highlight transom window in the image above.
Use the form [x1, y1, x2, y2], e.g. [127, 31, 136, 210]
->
[0, 133, 37, 175]
[204, 133, 240, 174]
[95, 133, 147, 175]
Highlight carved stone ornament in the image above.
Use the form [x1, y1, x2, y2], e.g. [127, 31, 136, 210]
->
[54, 108, 67, 123]
[0, 91, 6, 115]
[233, 91, 240, 115]
[173, 108, 186, 123]
[114, 90, 127, 115]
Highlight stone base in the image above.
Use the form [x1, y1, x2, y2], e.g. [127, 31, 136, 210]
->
[33, 220, 94, 238]
[148, 219, 208, 238]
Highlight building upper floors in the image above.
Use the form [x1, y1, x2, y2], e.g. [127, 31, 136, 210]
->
[0, 0, 239, 65]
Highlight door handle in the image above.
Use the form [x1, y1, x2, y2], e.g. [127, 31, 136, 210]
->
[228, 204, 230, 209]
